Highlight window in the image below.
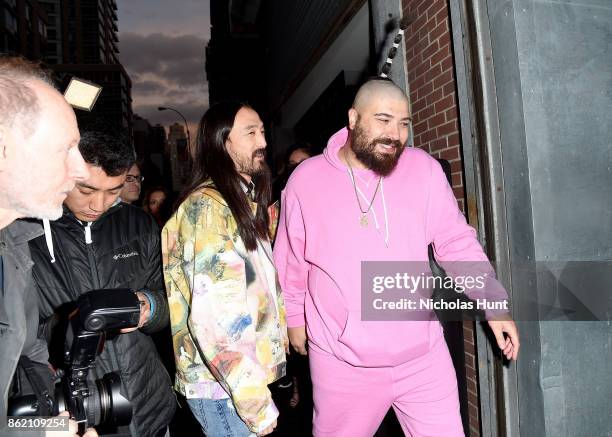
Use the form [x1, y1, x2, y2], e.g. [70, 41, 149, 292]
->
[39, 21, 47, 38]
[2, 9, 18, 34]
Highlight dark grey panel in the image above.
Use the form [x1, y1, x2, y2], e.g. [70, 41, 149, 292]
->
[484, 0, 612, 435]
[515, 0, 612, 262]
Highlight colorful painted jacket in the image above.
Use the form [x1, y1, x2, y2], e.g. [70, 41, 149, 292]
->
[161, 181, 288, 433]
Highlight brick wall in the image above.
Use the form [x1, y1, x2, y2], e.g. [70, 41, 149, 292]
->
[401, 0, 480, 435]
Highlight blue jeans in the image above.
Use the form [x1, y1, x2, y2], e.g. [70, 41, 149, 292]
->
[187, 398, 254, 437]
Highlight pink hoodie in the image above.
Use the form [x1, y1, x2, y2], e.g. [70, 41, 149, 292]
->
[274, 127, 504, 367]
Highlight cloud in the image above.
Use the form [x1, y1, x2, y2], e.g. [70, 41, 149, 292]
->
[118, 32, 208, 128]
[119, 32, 206, 81]
[118, 0, 210, 37]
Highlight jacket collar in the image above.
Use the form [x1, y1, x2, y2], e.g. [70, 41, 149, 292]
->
[2, 218, 44, 246]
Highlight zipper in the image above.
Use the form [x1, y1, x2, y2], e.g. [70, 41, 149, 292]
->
[256, 240, 286, 356]
[83, 221, 134, 434]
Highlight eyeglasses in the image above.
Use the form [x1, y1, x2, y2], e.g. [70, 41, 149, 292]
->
[126, 175, 144, 183]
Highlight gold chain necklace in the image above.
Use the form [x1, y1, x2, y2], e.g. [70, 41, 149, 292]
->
[345, 149, 382, 227]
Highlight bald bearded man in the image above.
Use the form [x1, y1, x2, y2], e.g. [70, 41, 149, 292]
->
[274, 78, 519, 436]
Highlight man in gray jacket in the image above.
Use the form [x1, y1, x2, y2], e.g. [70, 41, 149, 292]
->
[0, 57, 95, 436]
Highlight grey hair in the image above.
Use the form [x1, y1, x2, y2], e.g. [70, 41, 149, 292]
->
[0, 56, 55, 138]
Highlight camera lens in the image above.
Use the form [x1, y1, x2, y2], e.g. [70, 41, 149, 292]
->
[69, 372, 131, 428]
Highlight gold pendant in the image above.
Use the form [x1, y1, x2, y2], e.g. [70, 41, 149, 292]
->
[360, 214, 368, 227]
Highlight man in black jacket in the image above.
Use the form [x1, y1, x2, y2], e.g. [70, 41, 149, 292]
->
[29, 131, 176, 437]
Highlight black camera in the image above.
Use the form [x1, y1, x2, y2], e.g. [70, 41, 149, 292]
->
[9, 289, 141, 433]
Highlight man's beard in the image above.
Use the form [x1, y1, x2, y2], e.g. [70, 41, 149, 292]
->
[236, 148, 270, 177]
[351, 123, 405, 176]
[0, 181, 64, 221]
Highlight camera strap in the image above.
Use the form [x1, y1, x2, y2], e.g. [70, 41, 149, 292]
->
[14, 355, 54, 416]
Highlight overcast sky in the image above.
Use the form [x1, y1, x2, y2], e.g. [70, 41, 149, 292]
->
[117, 0, 210, 137]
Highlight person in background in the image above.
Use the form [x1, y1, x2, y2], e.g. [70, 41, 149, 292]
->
[120, 163, 143, 204]
[162, 101, 288, 436]
[272, 143, 314, 202]
[143, 186, 170, 227]
[0, 56, 96, 437]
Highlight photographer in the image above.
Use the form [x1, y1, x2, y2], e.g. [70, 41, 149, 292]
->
[29, 131, 175, 437]
[0, 57, 96, 436]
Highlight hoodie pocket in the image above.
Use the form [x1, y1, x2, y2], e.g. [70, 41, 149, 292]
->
[336, 311, 431, 367]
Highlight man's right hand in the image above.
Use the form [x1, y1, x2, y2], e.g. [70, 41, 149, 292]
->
[46, 411, 98, 437]
[288, 326, 307, 355]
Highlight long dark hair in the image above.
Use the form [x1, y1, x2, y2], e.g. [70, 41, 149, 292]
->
[180, 101, 271, 251]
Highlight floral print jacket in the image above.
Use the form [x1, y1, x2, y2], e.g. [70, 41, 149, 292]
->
[161, 182, 288, 433]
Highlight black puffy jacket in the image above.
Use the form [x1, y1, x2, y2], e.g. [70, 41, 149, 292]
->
[29, 203, 176, 437]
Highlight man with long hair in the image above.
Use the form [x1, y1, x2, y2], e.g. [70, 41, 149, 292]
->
[162, 101, 288, 436]
[274, 79, 519, 436]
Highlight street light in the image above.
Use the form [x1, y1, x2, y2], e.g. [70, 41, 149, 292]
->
[158, 106, 191, 148]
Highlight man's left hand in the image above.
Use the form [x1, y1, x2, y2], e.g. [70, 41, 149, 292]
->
[488, 316, 520, 361]
[120, 292, 150, 333]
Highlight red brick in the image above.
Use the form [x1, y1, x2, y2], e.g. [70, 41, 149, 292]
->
[437, 120, 457, 136]
[421, 128, 437, 144]
[431, 47, 450, 68]
[430, 62, 443, 78]
[414, 119, 428, 135]
[426, 88, 444, 106]
[443, 81, 456, 98]
[463, 331, 475, 352]
[413, 105, 433, 124]
[445, 106, 458, 121]
[439, 31, 451, 49]
[463, 323, 475, 341]
[468, 391, 478, 407]
[430, 19, 448, 42]
[457, 199, 465, 213]
[468, 404, 479, 421]
[435, 7, 449, 26]
[406, 34, 419, 50]
[433, 69, 454, 89]
[467, 378, 478, 394]
[441, 54, 454, 72]
[435, 95, 455, 112]
[417, 0, 434, 16]
[422, 40, 439, 60]
[412, 96, 427, 113]
[440, 146, 460, 161]
[412, 14, 428, 35]
[417, 82, 434, 100]
[453, 187, 465, 200]
[415, 59, 431, 79]
[411, 74, 426, 92]
[465, 351, 476, 369]
[419, 17, 436, 41]
[427, 0, 447, 20]
[429, 137, 447, 152]
[427, 113, 446, 129]
[447, 132, 460, 146]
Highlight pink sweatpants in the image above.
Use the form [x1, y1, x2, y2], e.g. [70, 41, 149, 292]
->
[309, 336, 464, 437]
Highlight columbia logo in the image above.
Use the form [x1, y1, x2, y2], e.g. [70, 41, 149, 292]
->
[113, 251, 139, 260]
